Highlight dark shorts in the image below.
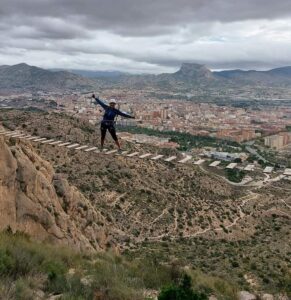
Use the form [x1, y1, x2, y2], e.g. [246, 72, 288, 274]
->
[100, 122, 118, 141]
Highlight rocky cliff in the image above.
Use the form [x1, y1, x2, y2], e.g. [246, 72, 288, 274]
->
[0, 134, 115, 252]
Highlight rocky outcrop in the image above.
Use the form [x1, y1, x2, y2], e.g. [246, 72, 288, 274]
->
[0, 135, 114, 252]
[238, 291, 257, 300]
[174, 63, 214, 80]
[261, 295, 274, 300]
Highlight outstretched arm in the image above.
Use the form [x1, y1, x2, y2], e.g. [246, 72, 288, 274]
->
[92, 94, 108, 110]
[115, 109, 135, 119]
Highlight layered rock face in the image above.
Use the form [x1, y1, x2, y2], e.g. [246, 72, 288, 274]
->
[174, 63, 214, 80]
[0, 135, 113, 252]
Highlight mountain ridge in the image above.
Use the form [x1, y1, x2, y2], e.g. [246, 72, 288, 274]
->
[2, 62, 291, 92]
[0, 63, 95, 91]
[214, 65, 291, 84]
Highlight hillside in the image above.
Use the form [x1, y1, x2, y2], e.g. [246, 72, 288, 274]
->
[91, 63, 291, 93]
[215, 67, 291, 85]
[0, 109, 290, 296]
[0, 110, 238, 245]
[0, 63, 95, 91]
[58, 69, 126, 78]
[0, 230, 243, 300]
[94, 63, 221, 90]
[2, 63, 291, 94]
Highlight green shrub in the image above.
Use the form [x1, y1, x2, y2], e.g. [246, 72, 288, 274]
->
[158, 274, 207, 300]
[42, 260, 66, 281]
[15, 278, 34, 300]
[0, 232, 240, 299]
[226, 169, 245, 183]
[0, 249, 15, 275]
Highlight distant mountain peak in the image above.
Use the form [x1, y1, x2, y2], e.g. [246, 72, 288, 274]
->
[180, 62, 205, 69]
[13, 62, 32, 68]
[268, 66, 291, 76]
[10, 63, 41, 72]
[174, 62, 213, 80]
[0, 63, 95, 91]
[15, 62, 29, 66]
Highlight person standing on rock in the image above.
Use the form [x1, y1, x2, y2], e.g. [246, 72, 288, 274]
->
[92, 94, 135, 152]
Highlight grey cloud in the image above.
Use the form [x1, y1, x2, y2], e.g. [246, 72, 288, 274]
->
[1, 0, 291, 72]
[0, 16, 91, 40]
[1, 0, 291, 36]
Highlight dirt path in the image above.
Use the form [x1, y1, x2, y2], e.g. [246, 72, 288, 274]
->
[184, 192, 259, 237]
[150, 208, 168, 225]
[173, 201, 178, 232]
[144, 192, 260, 241]
[281, 198, 291, 210]
[266, 208, 291, 218]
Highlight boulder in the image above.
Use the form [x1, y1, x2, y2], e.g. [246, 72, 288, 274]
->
[238, 291, 257, 300]
[277, 295, 290, 300]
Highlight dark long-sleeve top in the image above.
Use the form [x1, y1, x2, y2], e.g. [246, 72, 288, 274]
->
[94, 97, 134, 124]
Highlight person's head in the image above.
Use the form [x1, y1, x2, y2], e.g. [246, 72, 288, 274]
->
[109, 98, 117, 108]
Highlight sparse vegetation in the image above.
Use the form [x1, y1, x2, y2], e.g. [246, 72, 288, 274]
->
[1, 109, 290, 297]
[225, 168, 245, 183]
[158, 274, 207, 300]
[117, 125, 240, 151]
[0, 231, 240, 299]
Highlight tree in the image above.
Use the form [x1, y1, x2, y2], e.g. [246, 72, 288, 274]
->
[158, 274, 207, 300]
[234, 158, 242, 163]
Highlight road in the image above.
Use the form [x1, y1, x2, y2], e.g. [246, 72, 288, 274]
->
[245, 146, 268, 163]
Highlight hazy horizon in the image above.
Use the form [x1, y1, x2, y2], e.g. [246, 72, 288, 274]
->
[3, 61, 291, 75]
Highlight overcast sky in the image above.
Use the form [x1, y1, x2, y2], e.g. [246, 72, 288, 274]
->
[1, 0, 291, 73]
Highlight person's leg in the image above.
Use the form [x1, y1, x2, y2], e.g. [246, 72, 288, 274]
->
[100, 124, 107, 149]
[115, 139, 121, 149]
[108, 126, 121, 149]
